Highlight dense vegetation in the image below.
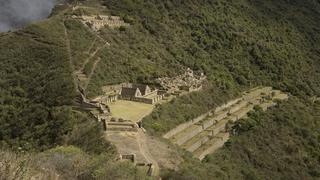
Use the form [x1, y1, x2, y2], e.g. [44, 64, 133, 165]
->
[143, 84, 239, 135]
[95, 0, 320, 179]
[163, 98, 320, 180]
[0, 7, 146, 179]
[92, 0, 320, 134]
[0, 0, 319, 179]
[0, 16, 78, 150]
[93, 0, 320, 97]
[0, 145, 150, 180]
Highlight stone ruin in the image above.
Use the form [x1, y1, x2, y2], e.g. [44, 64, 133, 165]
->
[87, 68, 206, 132]
[163, 86, 289, 160]
[120, 84, 164, 105]
[72, 15, 129, 31]
[156, 68, 206, 95]
[92, 68, 206, 106]
[96, 83, 164, 105]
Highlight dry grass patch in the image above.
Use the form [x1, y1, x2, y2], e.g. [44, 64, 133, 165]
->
[109, 100, 154, 122]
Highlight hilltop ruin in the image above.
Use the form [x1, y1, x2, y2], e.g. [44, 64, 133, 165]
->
[72, 15, 129, 31]
[156, 68, 206, 94]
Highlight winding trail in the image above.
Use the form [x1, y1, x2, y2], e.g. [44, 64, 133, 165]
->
[63, 16, 110, 91]
[137, 130, 160, 176]
[84, 57, 102, 89]
[86, 37, 97, 54]
[80, 41, 109, 73]
[77, 22, 110, 90]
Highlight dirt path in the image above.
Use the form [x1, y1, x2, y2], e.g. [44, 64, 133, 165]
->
[105, 129, 182, 177]
[137, 130, 160, 176]
[83, 56, 102, 89]
[80, 41, 109, 73]
[78, 23, 110, 90]
[64, 19, 110, 91]
[86, 37, 97, 55]
[63, 20, 78, 92]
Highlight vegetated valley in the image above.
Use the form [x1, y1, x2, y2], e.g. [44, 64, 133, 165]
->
[0, 0, 319, 179]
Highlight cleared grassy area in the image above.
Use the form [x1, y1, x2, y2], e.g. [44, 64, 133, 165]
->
[109, 100, 154, 122]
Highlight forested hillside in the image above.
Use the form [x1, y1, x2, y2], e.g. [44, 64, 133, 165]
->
[93, 0, 320, 97]
[0, 0, 319, 179]
[0, 16, 77, 150]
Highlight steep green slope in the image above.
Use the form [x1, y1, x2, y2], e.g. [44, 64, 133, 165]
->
[0, 5, 150, 178]
[0, 0, 319, 179]
[91, 0, 320, 98]
[92, 0, 320, 133]
[163, 98, 320, 179]
[0, 16, 78, 150]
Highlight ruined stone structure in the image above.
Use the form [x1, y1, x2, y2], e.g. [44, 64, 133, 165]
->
[95, 83, 164, 105]
[92, 94, 118, 104]
[95, 68, 206, 106]
[106, 121, 139, 132]
[157, 68, 206, 94]
[163, 87, 289, 160]
[73, 15, 129, 31]
[120, 84, 164, 104]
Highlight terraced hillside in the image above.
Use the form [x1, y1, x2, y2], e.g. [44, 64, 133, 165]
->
[1, 0, 320, 179]
[164, 87, 288, 160]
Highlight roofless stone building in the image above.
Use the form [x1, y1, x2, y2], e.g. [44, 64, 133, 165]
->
[120, 84, 164, 104]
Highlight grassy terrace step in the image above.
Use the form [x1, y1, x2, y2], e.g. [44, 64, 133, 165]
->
[259, 101, 276, 111]
[194, 132, 230, 160]
[163, 97, 244, 139]
[228, 100, 248, 114]
[171, 109, 232, 146]
[198, 100, 249, 129]
[170, 124, 203, 145]
[181, 103, 254, 153]
[242, 87, 273, 101]
[273, 93, 289, 101]
[171, 99, 258, 146]
[230, 105, 254, 121]
[182, 130, 211, 152]
[166, 87, 288, 160]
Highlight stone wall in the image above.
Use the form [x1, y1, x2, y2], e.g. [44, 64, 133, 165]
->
[78, 15, 129, 31]
[163, 111, 212, 139]
[202, 119, 215, 130]
[208, 118, 229, 136]
[102, 83, 130, 94]
[120, 154, 136, 164]
[105, 95, 118, 104]
[213, 110, 229, 122]
[228, 101, 248, 114]
[243, 87, 272, 101]
[164, 86, 288, 160]
[174, 125, 203, 145]
[214, 98, 242, 113]
[197, 133, 230, 160]
[164, 87, 273, 139]
[186, 136, 210, 152]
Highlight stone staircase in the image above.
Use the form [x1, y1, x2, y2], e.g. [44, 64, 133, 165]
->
[164, 87, 288, 160]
